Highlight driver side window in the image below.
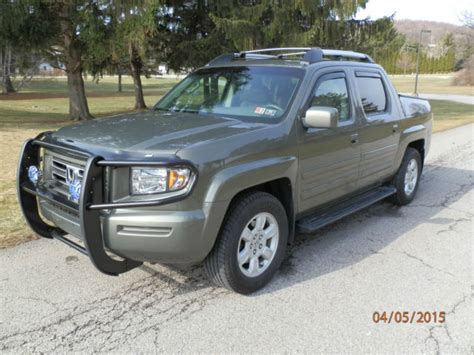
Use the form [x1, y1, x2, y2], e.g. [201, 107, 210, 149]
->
[312, 76, 351, 122]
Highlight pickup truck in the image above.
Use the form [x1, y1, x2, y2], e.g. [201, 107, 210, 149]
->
[17, 48, 432, 294]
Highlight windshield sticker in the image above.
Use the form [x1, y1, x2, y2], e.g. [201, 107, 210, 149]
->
[255, 107, 266, 114]
[264, 109, 277, 117]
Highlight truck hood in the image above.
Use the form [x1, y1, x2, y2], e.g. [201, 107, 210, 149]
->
[51, 110, 267, 155]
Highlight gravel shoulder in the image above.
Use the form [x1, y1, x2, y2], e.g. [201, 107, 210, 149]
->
[0, 124, 472, 353]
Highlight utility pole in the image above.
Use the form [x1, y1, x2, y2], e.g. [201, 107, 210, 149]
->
[414, 29, 432, 95]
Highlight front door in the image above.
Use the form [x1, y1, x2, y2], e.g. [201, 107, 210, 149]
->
[297, 70, 361, 213]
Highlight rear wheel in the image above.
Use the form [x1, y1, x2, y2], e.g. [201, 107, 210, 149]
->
[204, 192, 288, 294]
[389, 148, 422, 205]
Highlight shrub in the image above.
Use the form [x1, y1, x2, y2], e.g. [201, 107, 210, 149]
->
[453, 55, 474, 86]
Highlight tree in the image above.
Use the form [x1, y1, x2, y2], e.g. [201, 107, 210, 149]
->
[397, 51, 415, 74]
[0, 3, 23, 94]
[108, 1, 165, 110]
[206, 1, 404, 73]
[0, 1, 53, 94]
[14, 1, 112, 120]
[43, 2, 114, 119]
[209, 0, 370, 50]
[459, 10, 474, 29]
[152, 1, 230, 72]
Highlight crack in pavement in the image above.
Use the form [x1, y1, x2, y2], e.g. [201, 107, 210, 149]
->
[1, 267, 226, 353]
[406, 181, 472, 212]
[436, 217, 470, 236]
[423, 294, 470, 353]
[398, 251, 457, 279]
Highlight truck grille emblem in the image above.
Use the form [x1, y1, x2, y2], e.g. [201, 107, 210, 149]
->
[66, 166, 82, 203]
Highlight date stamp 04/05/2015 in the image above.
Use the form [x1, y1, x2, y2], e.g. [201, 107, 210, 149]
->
[372, 311, 446, 324]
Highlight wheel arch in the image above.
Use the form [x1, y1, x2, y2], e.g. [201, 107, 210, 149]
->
[394, 123, 428, 175]
[223, 178, 296, 245]
[202, 157, 298, 260]
[407, 139, 425, 169]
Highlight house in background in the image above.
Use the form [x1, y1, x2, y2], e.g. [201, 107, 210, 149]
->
[37, 62, 65, 76]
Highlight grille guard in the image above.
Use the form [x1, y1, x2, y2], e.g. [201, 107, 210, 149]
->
[17, 133, 196, 276]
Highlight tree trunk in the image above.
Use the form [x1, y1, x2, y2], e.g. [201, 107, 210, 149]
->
[4, 46, 15, 93]
[0, 46, 5, 94]
[4, 75, 15, 93]
[129, 43, 146, 110]
[117, 66, 122, 93]
[1, 45, 15, 94]
[66, 69, 92, 120]
[58, 3, 92, 120]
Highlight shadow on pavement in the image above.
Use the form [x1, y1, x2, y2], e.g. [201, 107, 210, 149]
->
[138, 163, 472, 296]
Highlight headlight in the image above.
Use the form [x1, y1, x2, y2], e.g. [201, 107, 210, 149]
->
[131, 167, 193, 195]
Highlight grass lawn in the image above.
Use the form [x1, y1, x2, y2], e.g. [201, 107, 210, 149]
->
[429, 100, 474, 131]
[390, 74, 473, 96]
[0, 74, 472, 248]
[0, 75, 179, 247]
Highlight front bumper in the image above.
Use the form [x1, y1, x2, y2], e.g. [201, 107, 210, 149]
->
[17, 134, 221, 275]
[102, 207, 217, 263]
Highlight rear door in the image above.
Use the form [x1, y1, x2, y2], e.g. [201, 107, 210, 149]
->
[352, 70, 401, 188]
[297, 69, 361, 213]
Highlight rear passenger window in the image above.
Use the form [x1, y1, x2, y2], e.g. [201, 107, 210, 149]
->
[356, 76, 387, 114]
[312, 77, 350, 122]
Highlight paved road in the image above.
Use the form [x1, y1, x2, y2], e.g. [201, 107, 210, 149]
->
[1, 125, 472, 353]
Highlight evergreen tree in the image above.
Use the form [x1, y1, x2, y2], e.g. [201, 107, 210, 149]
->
[152, 1, 230, 72]
[209, 0, 370, 50]
[28, 1, 113, 120]
[0, 1, 53, 94]
[106, 1, 166, 110]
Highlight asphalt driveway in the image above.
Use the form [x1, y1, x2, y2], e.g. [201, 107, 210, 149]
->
[1, 124, 472, 353]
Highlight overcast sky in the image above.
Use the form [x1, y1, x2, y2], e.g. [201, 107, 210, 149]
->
[355, 0, 473, 25]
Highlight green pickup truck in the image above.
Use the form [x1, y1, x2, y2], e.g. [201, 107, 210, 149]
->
[18, 48, 432, 294]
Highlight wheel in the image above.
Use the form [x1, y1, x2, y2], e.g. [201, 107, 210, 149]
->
[204, 191, 288, 294]
[389, 148, 422, 206]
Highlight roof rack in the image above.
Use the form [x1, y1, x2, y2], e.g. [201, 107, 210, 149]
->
[206, 47, 374, 66]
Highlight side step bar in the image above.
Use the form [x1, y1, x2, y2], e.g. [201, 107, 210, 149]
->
[296, 186, 396, 234]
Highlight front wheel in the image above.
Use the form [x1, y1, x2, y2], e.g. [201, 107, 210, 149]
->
[204, 192, 288, 294]
[389, 148, 422, 206]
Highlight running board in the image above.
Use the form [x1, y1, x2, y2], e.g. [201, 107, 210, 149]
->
[296, 186, 396, 234]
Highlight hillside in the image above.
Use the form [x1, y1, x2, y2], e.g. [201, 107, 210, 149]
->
[395, 20, 470, 42]
[395, 20, 472, 59]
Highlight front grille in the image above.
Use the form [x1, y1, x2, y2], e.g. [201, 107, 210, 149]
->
[52, 158, 84, 185]
[44, 151, 86, 200]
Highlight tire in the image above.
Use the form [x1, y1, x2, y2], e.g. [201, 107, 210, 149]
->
[389, 148, 422, 206]
[204, 191, 288, 294]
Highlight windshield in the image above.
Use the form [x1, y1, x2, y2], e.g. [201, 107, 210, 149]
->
[155, 66, 304, 121]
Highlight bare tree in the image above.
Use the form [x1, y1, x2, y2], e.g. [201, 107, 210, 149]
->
[459, 10, 474, 29]
[397, 51, 415, 75]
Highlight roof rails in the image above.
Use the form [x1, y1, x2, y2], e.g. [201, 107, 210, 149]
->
[206, 47, 374, 66]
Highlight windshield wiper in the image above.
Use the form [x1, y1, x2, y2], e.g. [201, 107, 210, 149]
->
[154, 107, 200, 114]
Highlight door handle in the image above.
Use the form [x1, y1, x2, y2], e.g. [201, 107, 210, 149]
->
[350, 133, 359, 144]
[392, 124, 399, 133]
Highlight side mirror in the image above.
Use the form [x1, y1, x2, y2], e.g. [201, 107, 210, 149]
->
[302, 106, 339, 129]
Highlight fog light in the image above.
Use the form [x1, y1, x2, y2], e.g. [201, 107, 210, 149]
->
[28, 165, 42, 185]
